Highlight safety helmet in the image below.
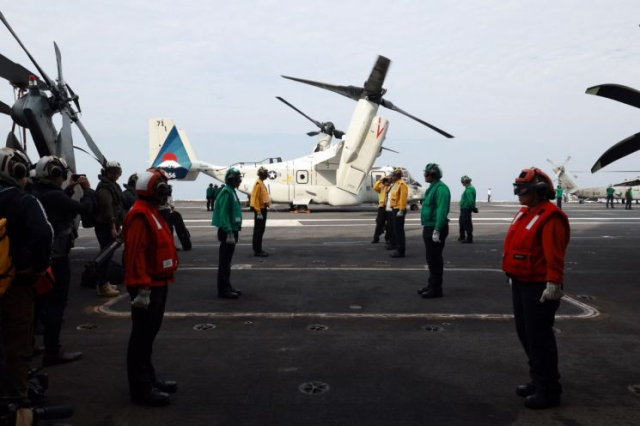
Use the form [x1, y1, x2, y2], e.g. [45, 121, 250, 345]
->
[0, 147, 31, 186]
[461, 175, 471, 184]
[392, 167, 404, 178]
[513, 167, 554, 200]
[102, 160, 122, 175]
[135, 168, 172, 198]
[35, 155, 70, 181]
[225, 167, 242, 185]
[424, 163, 442, 179]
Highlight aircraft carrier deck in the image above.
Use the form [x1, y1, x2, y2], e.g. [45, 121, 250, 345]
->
[41, 201, 640, 425]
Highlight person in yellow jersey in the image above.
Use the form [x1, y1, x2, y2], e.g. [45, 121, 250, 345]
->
[389, 167, 408, 258]
[371, 176, 391, 244]
[250, 166, 271, 257]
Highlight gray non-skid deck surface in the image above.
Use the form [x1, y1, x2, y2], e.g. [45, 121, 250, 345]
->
[37, 202, 640, 425]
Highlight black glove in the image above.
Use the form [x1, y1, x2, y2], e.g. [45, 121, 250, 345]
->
[472, 207, 479, 213]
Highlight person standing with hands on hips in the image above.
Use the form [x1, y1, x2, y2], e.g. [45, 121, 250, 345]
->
[212, 168, 243, 299]
[250, 166, 271, 257]
[503, 167, 570, 409]
[418, 163, 451, 299]
[122, 168, 179, 407]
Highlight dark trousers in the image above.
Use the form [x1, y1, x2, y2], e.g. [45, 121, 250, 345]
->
[606, 195, 614, 208]
[423, 225, 449, 292]
[217, 228, 238, 294]
[159, 209, 174, 235]
[0, 280, 35, 397]
[626, 198, 632, 209]
[127, 285, 168, 397]
[252, 209, 268, 254]
[385, 210, 396, 247]
[42, 256, 71, 354]
[511, 279, 561, 397]
[556, 198, 562, 210]
[95, 223, 116, 286]
[459, 208, 473, 241]
[206, 197, 213, 211]
[392, 209, 406, 254]
[373, 207, 390, 242]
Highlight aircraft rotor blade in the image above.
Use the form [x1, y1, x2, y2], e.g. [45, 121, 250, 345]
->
[276, 96, 323, 129]
[0, 53, 46, 89]
[54, 42, 64, 86]
[381, 146, 399, 154]
[592, 132, 640, 173]
[562, 155, 571, 167]
[282, 75, 363, 101]
[0, 12, 56, 90]
[546, 158, 560, 169]
[0, 100, 11, 115]
[70, 114, 106, 165]
[306, 131, 320, 137]
[73, 145, 102, 165]
[380, 99, 454, 138]
[6, 131, 23, 152]
[333, 129, 345, 139]
[586, 84, 640, 110]
[614, 178, 640, 186]
[362, 56, 391, 100]
[57, 113, 76, 172]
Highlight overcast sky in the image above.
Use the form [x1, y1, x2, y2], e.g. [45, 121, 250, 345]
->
[2, 0, 640, 201]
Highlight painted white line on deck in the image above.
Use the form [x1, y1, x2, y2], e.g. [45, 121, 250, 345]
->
[95, 267, 598, 320]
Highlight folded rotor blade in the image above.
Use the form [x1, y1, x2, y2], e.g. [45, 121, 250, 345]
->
[282, 75, 363, 101]
[71, 115, 106, 165]
[586, 84, 640, 110]
[0, 100, 11, 115]
[592, 132, 640, 173]
[276, 96, 323, 129]
[613, 178, 640, 186]
[0, 53, 46, 89]
[57, 113, 76, 172]
[363, 55, 391, 99]
[0, 11, 55, 89]
[6, 131, 23, 151]
[381, 146, 399, 154]
[54, 41, 64, 86]
[73, 145, 102, 165]
[380, 99, 454, 138]
[333, 130, 345, 139]
[306, 131, 320, 137]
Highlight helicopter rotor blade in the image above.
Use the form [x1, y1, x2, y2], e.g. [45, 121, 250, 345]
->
[68, 113, 106, 166]
[586, 84, 640, 110]
[362, 55, 391, 100]
[276, 96, 323, 129]
[6, 131, 23, 152]
[306, 131, 320, 137]
[0, 11, 56, 90]
[562, 155, 571, 167]
[54, 42, 64, 86]
[381, 146, 399, 154]
[282, 76, 363, 101]
[546, 158, 560, 169]
[0, 53, 46, 89]
[592, 132, 640, 173]
[333, 129, 345, 139]
[380, 99, 454, 138]
[0, 100, 11, 116]
[57, 113, 76, 172]
[73, 145, 102, 165]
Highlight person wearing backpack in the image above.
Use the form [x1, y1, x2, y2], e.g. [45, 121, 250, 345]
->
[32, 156, 95, 366]
[0, 147, 53, 398]
[94, 161, 125, 297]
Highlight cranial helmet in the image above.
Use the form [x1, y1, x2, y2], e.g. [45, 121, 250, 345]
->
[424, 163, 442, 179]
[392, 167, 404, 178]
[513, 167, 554, 200]
[35, 155, 69, 180]
[225, 167, 242, 185]
[135, 168, 172, 198]
[0, 147, 31, 186]
[102, 160, 122, 175]
[461, 175, 471, 184]
[127, 173, 139, 189]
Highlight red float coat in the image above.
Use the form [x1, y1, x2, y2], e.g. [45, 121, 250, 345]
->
[502, 201, 569, 284]
[122, 199, 178, 287]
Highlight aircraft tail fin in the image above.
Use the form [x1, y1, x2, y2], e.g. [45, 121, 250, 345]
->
[148, 118, 200, 181]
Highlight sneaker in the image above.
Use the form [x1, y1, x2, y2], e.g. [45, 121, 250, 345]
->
[97, 284, 120, 297]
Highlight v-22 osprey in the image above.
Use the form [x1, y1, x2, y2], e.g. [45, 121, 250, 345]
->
[149, 56, 453, 209]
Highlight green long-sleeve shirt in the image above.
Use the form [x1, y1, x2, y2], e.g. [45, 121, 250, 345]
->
[460, 185, 476, 209]
[212, 185, 243, 233]
[421, 180, 451, 231]
[606, 187, 615, 196]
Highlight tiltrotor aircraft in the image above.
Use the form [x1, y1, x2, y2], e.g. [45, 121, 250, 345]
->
[549, 156, 639, 201]
[150, 56, 453, 209]
[0, 11, 107, 170]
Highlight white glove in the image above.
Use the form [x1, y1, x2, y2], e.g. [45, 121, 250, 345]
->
[256, 213, 264, 220]
[540, 282, 563, 302]
[132, 289, 151, 309]
[432, 230, 441, 243]
[396, 210, 405, 217]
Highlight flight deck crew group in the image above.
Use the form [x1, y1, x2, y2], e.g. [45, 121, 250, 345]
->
[0, 145, 571, 411]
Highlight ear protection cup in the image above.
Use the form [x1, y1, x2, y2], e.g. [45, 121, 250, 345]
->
[155, 181, 173, 197]
[49, 164, 62, 179]
[12, 162, 27, 180]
